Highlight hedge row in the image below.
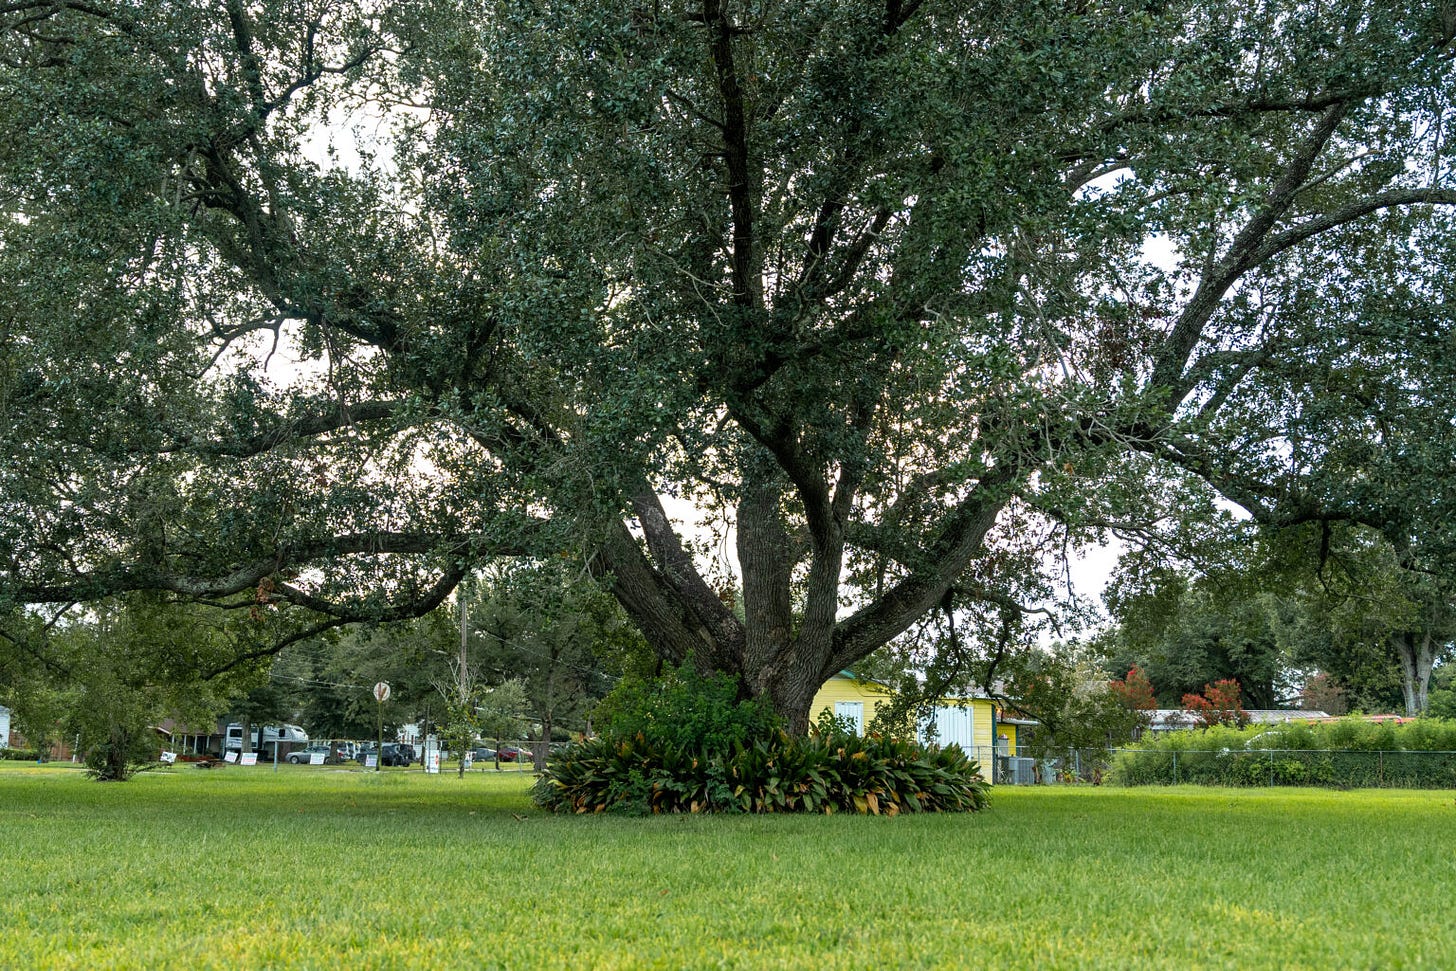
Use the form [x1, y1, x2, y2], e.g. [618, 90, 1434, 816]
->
[0, 748, 46, 762]
[533, 729, 990, 815]
[1109, 719, 1456, 789]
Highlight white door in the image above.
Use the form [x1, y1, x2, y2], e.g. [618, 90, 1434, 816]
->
[927, 706, 975, 751]
[834, 701, 865, 736]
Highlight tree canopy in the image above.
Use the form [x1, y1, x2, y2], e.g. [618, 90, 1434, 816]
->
[3, 1, 1455, 729]
[1099, 521, 1455, 716]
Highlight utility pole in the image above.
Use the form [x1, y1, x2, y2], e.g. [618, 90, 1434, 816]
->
[457, 578, 470, 778]
[460, 578, 470, 695]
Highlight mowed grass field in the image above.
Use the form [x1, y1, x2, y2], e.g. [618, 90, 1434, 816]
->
[1, 763, 1452, 970]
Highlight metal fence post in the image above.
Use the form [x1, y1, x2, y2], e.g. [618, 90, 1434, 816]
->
[1172, 750, 1178, 785]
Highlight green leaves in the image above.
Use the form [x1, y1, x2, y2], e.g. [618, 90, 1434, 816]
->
[1111, 717, 1456, 788]
[4, 0, 1456, 735]
[533, 727, 990, 816]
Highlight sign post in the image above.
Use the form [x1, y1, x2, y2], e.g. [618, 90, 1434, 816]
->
[373, 681, 390, 772]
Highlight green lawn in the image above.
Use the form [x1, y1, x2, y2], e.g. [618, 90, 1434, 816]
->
[1, 762, 1451, 969]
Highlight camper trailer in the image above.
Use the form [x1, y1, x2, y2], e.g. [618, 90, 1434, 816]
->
[223, 723, 309, 759]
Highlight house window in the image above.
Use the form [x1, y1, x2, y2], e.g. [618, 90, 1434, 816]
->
[924, 705, 975, 750]
[834, 701, 865, 736]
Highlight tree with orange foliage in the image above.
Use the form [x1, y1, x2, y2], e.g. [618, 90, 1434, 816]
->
[1108, 666, 1158, 712]
[1182, 679, 1250, 729]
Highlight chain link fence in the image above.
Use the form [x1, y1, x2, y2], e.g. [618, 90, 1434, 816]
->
[970, 745, 1456, 789]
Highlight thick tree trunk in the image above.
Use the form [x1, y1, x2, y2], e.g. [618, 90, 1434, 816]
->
[599, 471, 1014, 732]
[764, 649, 833, 735]
[1396, 631, 1434, 717]
[737, 477, 795, 693]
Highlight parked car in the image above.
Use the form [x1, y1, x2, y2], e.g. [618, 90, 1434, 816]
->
[381, 743, 416, 766]
[496, 745, 529, 763]
[286, 744, 336, 765]
[470, 747, 496, 762]
[355, 743, 415, 766]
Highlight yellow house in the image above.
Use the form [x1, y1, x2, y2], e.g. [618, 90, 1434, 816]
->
[810, 671, 1023, 773]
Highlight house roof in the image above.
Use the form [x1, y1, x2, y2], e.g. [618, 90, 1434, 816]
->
[1148, 709, 1333, 730]
[831, 670, 1017, 707]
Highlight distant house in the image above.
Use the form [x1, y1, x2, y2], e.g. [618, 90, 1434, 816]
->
[809, 672, 1026, 779]
[1147, 709, 1334, 733]
[0, 706, 68, 758]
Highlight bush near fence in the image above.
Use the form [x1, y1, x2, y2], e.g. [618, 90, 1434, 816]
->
[1108, 719, 1456, 789]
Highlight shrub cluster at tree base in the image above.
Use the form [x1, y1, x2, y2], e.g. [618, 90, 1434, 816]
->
[533, 730, 990, 815]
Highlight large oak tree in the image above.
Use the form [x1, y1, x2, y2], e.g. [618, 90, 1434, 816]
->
[3, 1, 1455, 729]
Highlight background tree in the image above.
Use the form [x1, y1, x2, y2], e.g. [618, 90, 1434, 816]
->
[3, 1, 1455, 731]
[1101, 559, 1292, 709]
[2, 597, 250, 778]
[474, 680, 528, 767]
[1297, 672, 1348, 716]
[1100, 520, 1456, 716]
[1249, 523, 1454, 715]
[227, 682, 291, 757]
[0, 608, 70, 758]
[995, 646, 1150, 761]
[1108, 666, 1158, 715]
[1181, 678, 1250, 729]
[273, 632, 380, 741]
[435, 670, 480, 777]
[270, 566, 646, 758]
[469, 563, 652, 766]
[274, 613, 455, 744]
[1428, 665, 1456, 720]
[1277, 587, 1406, 714]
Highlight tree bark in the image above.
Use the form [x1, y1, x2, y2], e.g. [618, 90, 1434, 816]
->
[765, 649, 833, 736]
[1396, 631, 1435, 717]
[736, 477, 794, 694]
